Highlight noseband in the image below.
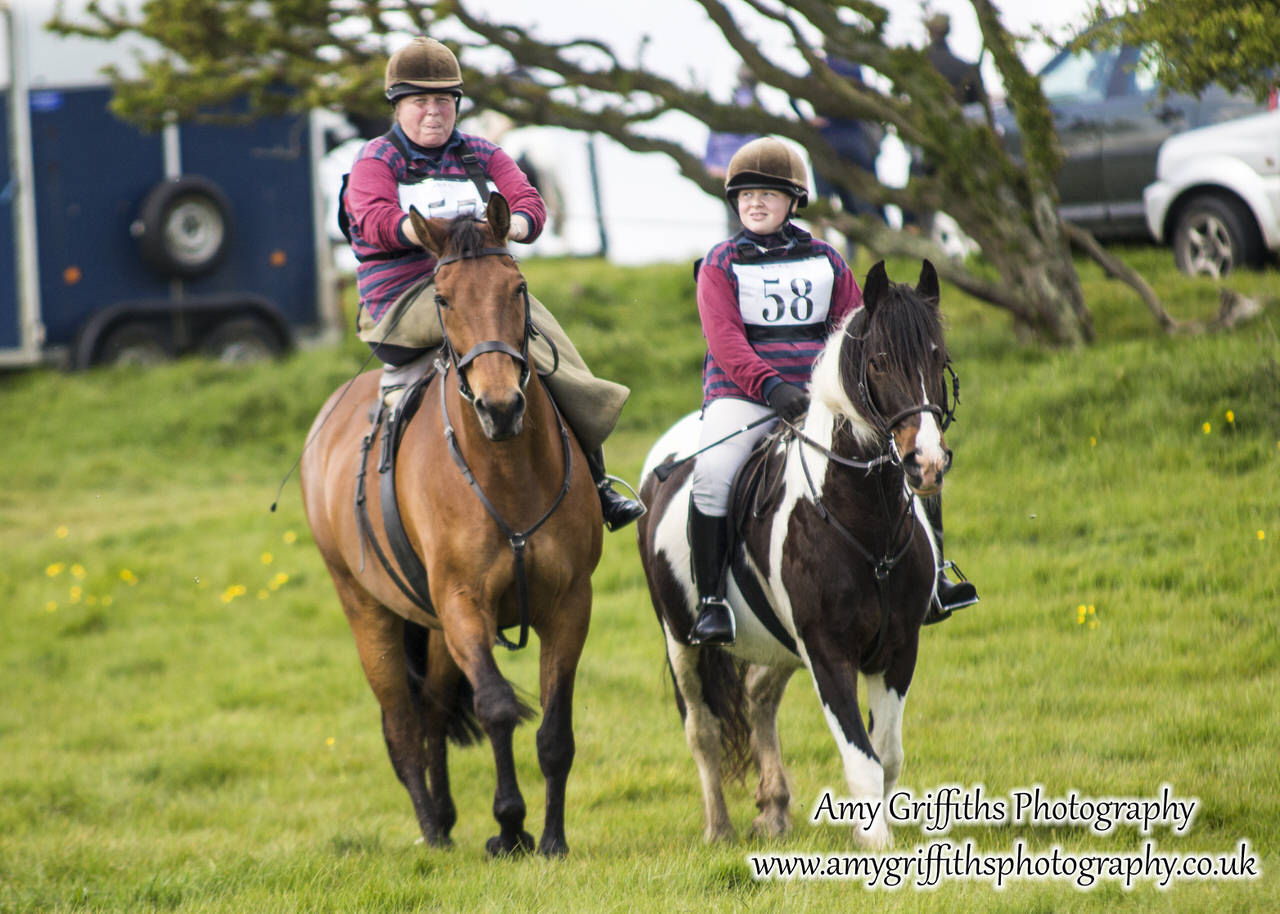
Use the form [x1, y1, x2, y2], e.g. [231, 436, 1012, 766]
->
[434, 246, 533, 403]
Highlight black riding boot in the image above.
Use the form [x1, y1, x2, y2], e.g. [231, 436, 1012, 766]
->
[922, 495, 978, 625]
[687, 503, 734, 645]
[585, 448, 646, 532]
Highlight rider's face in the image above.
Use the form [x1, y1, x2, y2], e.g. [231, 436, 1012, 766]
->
[396, 93, 458, 148]
[736, 188, 792, 235]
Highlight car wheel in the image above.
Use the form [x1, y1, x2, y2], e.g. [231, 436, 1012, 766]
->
[96, 322, 174, 367]
[1172, 194, 1264, 278]
[200, 316, 284, 364]
[133, 176, 232, 278]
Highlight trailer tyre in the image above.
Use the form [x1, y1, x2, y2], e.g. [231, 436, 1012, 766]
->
[200, 316, 284, 364]
[134, 176, 232, 278]
[96, 322, 174, 367]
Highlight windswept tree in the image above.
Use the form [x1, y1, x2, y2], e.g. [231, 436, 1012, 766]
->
[59, 0, 1229, 343]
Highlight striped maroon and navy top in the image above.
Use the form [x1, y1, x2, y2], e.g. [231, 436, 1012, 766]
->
[344, 125, 546, 323]
[696, 226, 862, 406]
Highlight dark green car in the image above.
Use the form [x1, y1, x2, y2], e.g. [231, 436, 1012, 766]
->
[995, 44, 1267, 242]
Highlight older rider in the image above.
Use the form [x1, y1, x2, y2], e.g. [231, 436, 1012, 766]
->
[343, 36, 644, 531]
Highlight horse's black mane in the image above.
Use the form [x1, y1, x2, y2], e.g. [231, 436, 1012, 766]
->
[843, 280, 946, 390]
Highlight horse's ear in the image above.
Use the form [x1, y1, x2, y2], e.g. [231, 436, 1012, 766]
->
[486, 193, 511, 243]
[862, 260, 888, 314]
[916, 259, 940, 306]
[408, 206, 450, 258]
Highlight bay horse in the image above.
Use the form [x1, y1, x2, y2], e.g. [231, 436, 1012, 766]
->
[300, 194, 602, 856]
[636, 260, 955, 849]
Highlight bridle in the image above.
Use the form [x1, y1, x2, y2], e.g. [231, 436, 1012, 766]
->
[431, 244, 570, 650]
[433, 245, 556, 403]
[849, 327, 959, 474]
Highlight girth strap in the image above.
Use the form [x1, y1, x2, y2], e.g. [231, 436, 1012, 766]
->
[354, 372, 439, 617]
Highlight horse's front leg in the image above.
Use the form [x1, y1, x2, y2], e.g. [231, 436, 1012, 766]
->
[864, 642, 917, 801]
[440, 600, 534, 857]
[802, 641, 893, 849]
[533, 581, 591, 857]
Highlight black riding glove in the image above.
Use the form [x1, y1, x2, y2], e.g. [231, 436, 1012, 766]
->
[766, 381, 809, 423]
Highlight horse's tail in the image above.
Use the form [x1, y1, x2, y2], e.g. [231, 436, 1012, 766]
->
[666, 650, 753, 782]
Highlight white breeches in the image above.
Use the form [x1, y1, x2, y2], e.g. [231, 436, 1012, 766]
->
[690, 397, 779, 517]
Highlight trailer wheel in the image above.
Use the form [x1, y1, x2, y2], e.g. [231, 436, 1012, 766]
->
[200, 316, 284, 364]
[96, 322, 174, 367]
[134, 176, 232, 278]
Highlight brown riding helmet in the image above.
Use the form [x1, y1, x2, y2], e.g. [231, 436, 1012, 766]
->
[385, 37, 464, 102]
[724, 137, 809, 207]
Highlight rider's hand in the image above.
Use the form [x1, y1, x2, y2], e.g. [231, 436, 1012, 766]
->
[766, 382, 809, 423]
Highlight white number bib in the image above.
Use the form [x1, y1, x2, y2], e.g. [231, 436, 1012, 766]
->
[398, 176, 499, 221]
[732, 254, 835, 329]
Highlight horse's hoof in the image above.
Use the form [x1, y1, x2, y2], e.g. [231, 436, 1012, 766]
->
[538, 836, 569, 857]
[485, 831, 535, 857]
[750, 813, 791, 839]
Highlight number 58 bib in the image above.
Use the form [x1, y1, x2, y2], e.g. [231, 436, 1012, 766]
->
[732, 254, 835, 331]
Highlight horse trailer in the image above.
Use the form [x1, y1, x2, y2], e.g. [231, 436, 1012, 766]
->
[1, 0, 344, 368]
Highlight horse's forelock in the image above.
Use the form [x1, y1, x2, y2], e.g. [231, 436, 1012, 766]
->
[863, 282, 946, 377]
[446, 216, 490, 260]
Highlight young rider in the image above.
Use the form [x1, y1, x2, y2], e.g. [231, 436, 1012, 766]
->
[342, 36, 644, 531]
[688, 137, 977, 645]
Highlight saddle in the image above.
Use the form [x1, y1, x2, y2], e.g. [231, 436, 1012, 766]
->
[355, 370, 440, 617]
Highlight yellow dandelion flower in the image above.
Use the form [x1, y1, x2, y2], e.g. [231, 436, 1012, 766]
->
[1226, 410, 1235, 424]
[45, 601, 57, 613]
[261, 552, 274, 565]
[86, 595, 99, 606]
[55, 526, 69, 539]
[69, 586, 82, 603]
[1259, 530, 1267, 541]
[1089, 436, 1097, 447]
[269, 572, 289, 591]
[71, 564, 86, 579]
[119, 569, 138, 585]
[1202, 422, 1211, 435]
[258, 589, 270, 600]
[1077, 604, 1087, 624]
[283, 530, 298, 545]
[45, 562, 65, 577]
[326, 736, 336, 747]
[1088, 619, 1099, 630]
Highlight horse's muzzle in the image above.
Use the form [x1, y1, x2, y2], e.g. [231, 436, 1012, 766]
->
[902, 446, 951, 497]
[474, 389, 526, 441]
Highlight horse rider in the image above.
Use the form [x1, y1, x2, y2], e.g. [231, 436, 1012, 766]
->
[688, 137, 864, 644]
[688, 137, 978, 645]
[342, 36, 644, 532]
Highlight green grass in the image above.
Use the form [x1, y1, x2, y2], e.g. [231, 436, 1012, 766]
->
[1, 247, 1277, 912]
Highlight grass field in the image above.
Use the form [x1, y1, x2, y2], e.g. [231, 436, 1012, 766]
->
[1, 247, 1277, 912]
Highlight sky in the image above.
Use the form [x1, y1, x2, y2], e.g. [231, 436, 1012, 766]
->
[435, 0, 1097, 263]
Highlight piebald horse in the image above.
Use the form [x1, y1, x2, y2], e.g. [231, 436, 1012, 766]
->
[637, 261, 955, 848]
[301, 195, 602, 856]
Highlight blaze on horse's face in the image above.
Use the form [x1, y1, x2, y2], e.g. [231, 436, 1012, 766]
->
[852, 260, 951, 497]
[409, 197, 530, 441]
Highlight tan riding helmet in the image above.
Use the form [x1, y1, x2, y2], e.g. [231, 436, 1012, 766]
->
[385, 37, 464, 102]
[724, 137, 809, 207]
